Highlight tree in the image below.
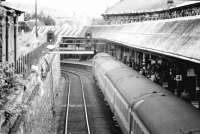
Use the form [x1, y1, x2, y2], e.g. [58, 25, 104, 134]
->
[24, 12, 56, 26]
[24, 13, 32, 21]
[43, 15, 56, 25]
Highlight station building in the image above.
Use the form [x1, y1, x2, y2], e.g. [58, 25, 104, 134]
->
[86, 0, 200, 108]
[0, 3, 23, 68]
[56, 26, 95, 60]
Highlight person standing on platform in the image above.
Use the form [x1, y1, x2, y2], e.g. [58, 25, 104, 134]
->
[175, 72, 183, 97]
[168, 68, 175, 93]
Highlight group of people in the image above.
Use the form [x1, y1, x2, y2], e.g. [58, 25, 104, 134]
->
[138, 62, 161, 84]
[156, 6, 200, 20]
[124, 56, 162, 84]
[134, 60, 191, 102]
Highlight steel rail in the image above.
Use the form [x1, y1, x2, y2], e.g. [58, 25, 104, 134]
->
[63, 72, 70, 134]
[62, 70, 91, 134]
[80, 76, 91, 134]
[60, 73, 69, 134]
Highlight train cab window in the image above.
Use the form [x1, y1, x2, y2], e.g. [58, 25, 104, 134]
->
[133, 118, 145, 134]
[115, 94, 129, 121]
[133, 120, 137, 132]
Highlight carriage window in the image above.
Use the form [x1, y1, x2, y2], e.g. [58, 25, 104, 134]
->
[134, 120, 138, 133]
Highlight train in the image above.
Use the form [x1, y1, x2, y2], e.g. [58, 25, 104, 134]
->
[93, 53, 200, 134]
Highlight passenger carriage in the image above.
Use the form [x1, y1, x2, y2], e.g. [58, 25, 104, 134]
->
[93, 53, 200, 134]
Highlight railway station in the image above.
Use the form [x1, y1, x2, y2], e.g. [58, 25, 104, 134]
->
[86, 0, 200, 109]
[1, 0, 200, 134]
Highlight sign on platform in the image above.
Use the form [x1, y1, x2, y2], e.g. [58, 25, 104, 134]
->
[187, 68, 196, 77]
[175, 75, 182, 81]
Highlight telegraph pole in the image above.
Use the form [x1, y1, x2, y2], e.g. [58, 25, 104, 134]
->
[35, 0, 38, 37]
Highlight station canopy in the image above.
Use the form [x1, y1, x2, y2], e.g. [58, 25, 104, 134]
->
[1, 2, 24, 14]
[86, 16, 200, 63]
[35, 24, 87, 38]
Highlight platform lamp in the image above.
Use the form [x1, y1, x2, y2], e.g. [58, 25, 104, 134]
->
[35, 0, 38, 38]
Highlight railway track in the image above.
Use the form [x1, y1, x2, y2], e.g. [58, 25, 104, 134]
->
[64, 70, 91, 134]
[59, 64, 122, 134]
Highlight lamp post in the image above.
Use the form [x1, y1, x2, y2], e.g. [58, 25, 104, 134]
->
[35, 0, 38, 38]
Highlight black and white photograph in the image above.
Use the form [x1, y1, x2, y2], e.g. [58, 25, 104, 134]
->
[0, 0, 200, 134]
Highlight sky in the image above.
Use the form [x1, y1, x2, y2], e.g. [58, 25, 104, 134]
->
[7, 0, 119, 17]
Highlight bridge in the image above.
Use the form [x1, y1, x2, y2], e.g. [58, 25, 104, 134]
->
[51, 49, 95, 55]
[50, 47, 94, 54]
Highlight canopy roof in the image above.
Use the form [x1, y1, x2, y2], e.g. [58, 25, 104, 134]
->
[36, 24, 87, 38]
[87, 16, 200, 63]
[1, 2, 24, 14]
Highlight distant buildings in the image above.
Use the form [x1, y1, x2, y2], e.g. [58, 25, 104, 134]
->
[18, 19, 44, 33]
[103, 0, 200, 24]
